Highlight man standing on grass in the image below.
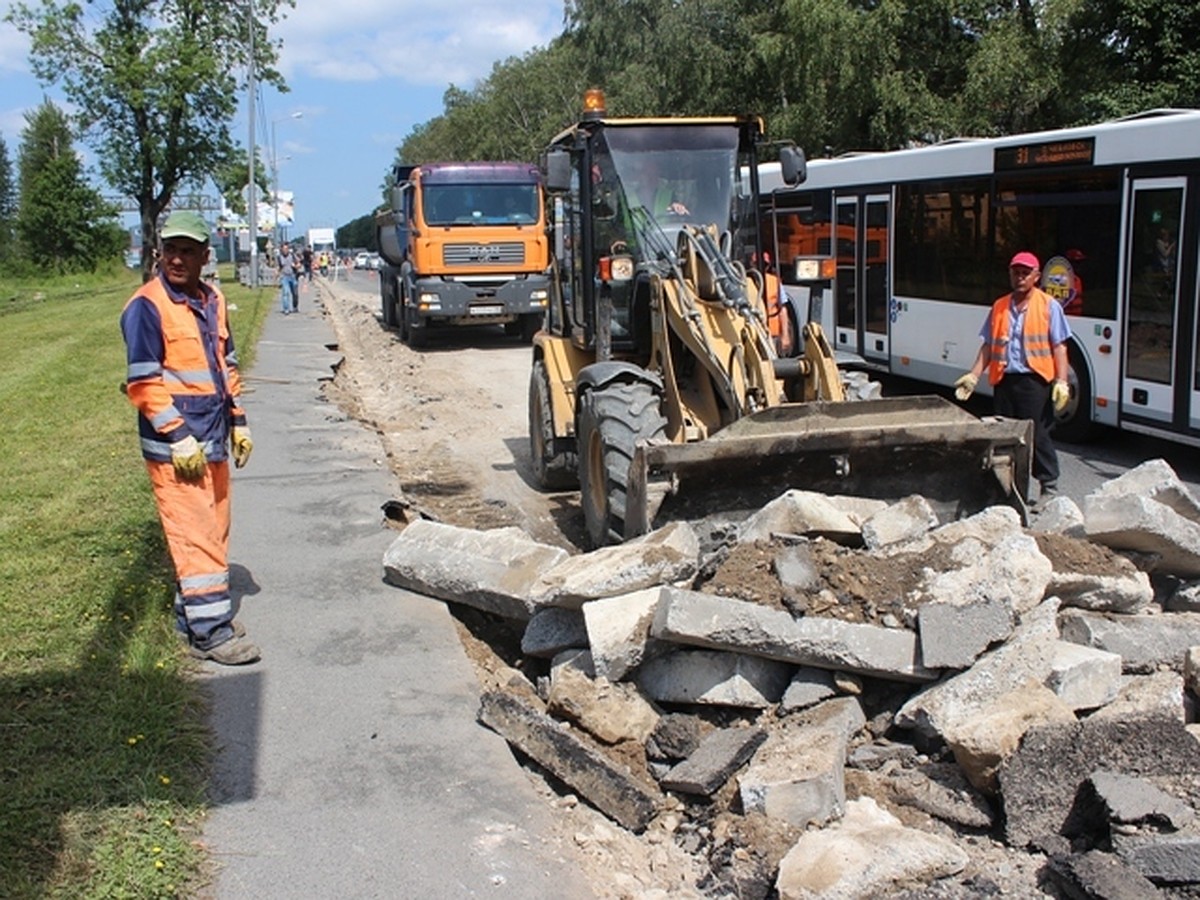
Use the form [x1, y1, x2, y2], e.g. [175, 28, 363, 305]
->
[120, 211, 261, 665]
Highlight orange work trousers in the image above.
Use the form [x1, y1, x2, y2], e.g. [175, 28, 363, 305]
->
[146, 459, 234, 648]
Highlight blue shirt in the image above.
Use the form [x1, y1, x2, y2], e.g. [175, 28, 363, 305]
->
[979, 293, 1071, 374]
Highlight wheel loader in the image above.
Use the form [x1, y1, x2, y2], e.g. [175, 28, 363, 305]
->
[529, 91, 1033, 548]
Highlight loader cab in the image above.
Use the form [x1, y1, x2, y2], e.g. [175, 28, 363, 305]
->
[543, 116, 767, 362]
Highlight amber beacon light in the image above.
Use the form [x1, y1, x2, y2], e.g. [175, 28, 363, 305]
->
[583, 88, 606, 118]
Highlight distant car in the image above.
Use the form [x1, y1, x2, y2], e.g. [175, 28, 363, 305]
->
[125, 249, 142, 269]
[366, 252, 382, 270]
[354, 251, 370, 269]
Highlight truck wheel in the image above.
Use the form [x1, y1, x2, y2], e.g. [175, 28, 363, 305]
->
[519, 313, 542, 344]
[577, 381, 667, 548]
[381, 276, 398, 328]
[529, 359, 578, 491]
[1053, 343, 1099, 443]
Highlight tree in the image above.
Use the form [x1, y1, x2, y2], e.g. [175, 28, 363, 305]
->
[7, 0, 292, 280]
[0, 134, 15, 264]
[15, 100, 125, 272]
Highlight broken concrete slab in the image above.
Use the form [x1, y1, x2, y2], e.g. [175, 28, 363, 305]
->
[896, 599, 1061, 740]
[580, 587, 663, 682]
[885, 505, 1023, 556]
[917, 589, 1014, 670]
[658, 726, 766, 795]
[1167, 581, 1200, 612]
[739, 697, 865, 828]
[521, 607, 588, 658]
[382, 519, 568, 620]
[737, 489, 865, 545]
[860, 495, 938, 550]
[637, 649, 792, 708]
[547, 662, 660, 745]
[1090, 458, 1200, 523]
[917, 532, 1052, 617]
[1031, 495, 1086, 538]
[653, 585, 937, 683]
[1049, 568, 1154, 614]
[531, 521, 700, 610]
[1113, 832, 1200, 885]
[1089, 671, 1186, 723]
[1089, 770, 1195, 831]
[1044, 850, 1163, 900]
[849, 762, 994, 830]
[998, 714, 1200, 848]
[477, 690, 662, 832]
[778, 667, 838, 713]
[1085, 493, 1200, 577]
[943, 681, 1076, 794]
[1059, 608, 1200, 673]
[775, 796, 968, 900]
[645, 713, 706, 762]
[1047, 640, 1124, 711]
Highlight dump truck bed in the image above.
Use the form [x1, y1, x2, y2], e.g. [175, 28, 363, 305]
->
[625, 395, 1033, 537]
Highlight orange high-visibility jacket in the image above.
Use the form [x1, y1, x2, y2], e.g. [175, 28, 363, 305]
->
[121, 275, 245, 462]
[987, 288, 1056, 385]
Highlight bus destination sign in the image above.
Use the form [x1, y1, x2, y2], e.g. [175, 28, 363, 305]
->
[994, 138, 1095, 171]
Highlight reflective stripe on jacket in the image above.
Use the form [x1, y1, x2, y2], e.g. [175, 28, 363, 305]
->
[121, 274, 245, 462]
[987, 288, 1056, 385]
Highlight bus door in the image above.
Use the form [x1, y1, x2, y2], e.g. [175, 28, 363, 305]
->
[1122, 178, 1187, 427]
[833, 194, 891, 364]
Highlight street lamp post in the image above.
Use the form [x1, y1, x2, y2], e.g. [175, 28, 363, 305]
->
[271, 111, 303, 251]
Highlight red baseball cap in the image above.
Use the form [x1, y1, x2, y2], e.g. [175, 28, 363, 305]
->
[1010, 251, 1040, 269]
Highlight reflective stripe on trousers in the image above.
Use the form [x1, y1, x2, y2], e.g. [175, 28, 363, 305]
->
[147, 458, 233, 649]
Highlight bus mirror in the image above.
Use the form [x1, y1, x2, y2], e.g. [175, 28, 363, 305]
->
[391, 185, 404, 210]
[780, 146, 807, 187]
[545, 150, 572, 193]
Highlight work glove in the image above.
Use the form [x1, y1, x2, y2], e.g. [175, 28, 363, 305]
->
[231, 426, 254, 469]
[1051, 380, 1070, 413]
[171, 435, 207, 481]
[954, 372, 978, 401]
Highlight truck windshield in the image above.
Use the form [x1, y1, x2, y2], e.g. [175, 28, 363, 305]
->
[424, 184, 540, 226]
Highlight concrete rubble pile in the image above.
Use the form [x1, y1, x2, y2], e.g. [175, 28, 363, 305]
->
[383, 459, 1200, 899]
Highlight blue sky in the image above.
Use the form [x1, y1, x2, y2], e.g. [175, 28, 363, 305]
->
[0, 0, 566, 237]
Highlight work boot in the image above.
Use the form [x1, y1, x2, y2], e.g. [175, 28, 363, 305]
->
[189, 634, 261, 666]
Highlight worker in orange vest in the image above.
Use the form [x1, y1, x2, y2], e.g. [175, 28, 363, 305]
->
[756, 252, 794, 356]
[120, 211, 260, 665]
[953, 251, 1072, 506]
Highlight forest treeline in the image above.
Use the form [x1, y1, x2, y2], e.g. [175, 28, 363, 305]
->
[394, 0, 1199, 174]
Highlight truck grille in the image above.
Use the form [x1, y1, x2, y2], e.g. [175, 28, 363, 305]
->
[443, 242, 525, 266]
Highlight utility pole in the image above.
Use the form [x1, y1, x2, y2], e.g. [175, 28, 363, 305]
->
[247, 0, 259, 287]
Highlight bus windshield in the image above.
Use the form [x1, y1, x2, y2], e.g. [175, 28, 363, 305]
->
[424, 183, 540, 226]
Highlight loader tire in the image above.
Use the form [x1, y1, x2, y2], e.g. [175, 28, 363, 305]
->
[529, 360, 578, 491]
[578, 381, 667, 548]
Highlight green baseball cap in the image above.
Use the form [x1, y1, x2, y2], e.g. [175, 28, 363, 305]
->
[161, 210, 210, 244]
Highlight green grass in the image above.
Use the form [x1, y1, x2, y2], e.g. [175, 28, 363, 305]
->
[0, 263, 270, 898]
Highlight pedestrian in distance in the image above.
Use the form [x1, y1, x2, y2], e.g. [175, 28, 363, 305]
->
[301, 244, 314, 283]
[954, 251, 1072, 506]
[120, 210, 261, 665]
[278, 242, 300, 314]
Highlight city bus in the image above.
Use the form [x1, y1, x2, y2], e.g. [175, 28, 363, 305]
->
[758, 109, 1200, 445]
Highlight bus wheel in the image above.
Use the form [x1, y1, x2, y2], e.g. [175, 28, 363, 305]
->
[1053, 345, 1099, 443]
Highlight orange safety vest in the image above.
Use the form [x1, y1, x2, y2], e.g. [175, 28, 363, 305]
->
[764, 271, 784, 341]
[987, 287, 1055, 385]
[122, 275, 244, 462]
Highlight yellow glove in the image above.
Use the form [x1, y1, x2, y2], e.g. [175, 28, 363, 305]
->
[171, 435, 207, 480]
[231, 426, 253, 469]
[1051, 380, 1070, 413]
[954, 372, 978, 401]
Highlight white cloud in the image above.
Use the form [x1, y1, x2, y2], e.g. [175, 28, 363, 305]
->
[274, 0, 563, 87]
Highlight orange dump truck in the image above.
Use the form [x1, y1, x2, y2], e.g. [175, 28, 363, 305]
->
[375, 162, 551, 347]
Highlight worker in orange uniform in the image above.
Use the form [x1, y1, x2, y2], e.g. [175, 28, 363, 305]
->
[759, 252, 794, 356]
[120, 211, 260, 665]
[953, 251, 1072, 507]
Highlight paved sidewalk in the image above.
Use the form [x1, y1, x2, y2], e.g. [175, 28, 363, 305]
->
[201, 284, 592, 898]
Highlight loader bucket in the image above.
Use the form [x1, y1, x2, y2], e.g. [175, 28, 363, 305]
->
[624, 395, 1032, 538]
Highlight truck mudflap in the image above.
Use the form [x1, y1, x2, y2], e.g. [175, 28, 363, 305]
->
[624, 395, 1033, 538]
